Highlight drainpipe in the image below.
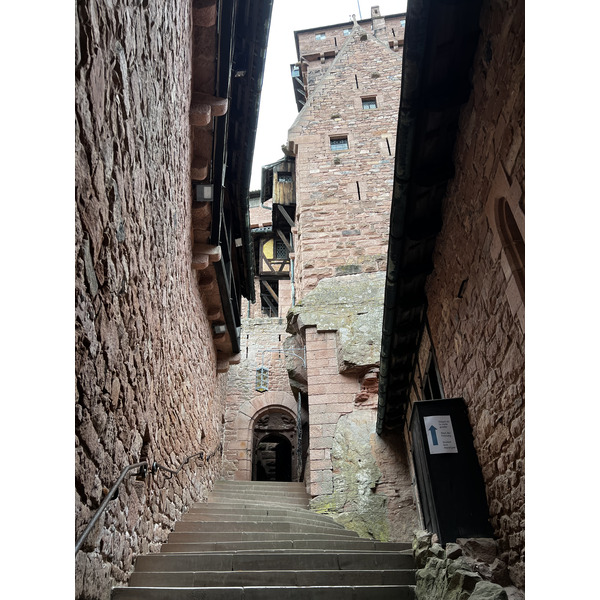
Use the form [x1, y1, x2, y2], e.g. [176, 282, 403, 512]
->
[290, 255, 295, 308]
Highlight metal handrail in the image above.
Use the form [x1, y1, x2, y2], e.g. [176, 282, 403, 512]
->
[75, 461, 148, 555]
[151, 443, 222, 480]
[75, 443, 223, 555]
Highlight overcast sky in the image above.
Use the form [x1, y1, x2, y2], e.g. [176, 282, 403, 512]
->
[250, 0, 408, 189]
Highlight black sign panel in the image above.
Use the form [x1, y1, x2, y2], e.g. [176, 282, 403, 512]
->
[410, 398, 493, 545]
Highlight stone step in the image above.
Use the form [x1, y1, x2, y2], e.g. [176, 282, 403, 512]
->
[213, 481, 307, 491]
[194, 501, 314, 512]
[209, 487, 309, 496]
[173, 520, 360, 536]
[112, 481, 416, 599]
[161, 539, 412, 553]
[167, 531, 376, 543]
[206, 500, 310, 510]
[134, 551, 416, 573]
[181, 513, 346, 528]
[209, 488, 309, 498]
[186, 506, 342, 525]
[129, 568, 417, 587]
[113, 585, 416, 599]
[207, 494, 309, 507]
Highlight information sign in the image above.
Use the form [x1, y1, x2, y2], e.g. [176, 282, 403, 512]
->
[423, 415, 458, 454]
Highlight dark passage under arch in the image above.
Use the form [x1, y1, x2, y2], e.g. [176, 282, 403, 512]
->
[254, 432, 292, 482]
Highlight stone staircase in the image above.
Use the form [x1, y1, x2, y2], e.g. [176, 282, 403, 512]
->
[112, 480, 416, 599]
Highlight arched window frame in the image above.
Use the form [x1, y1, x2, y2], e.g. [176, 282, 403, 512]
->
[486, 165, 525, 332]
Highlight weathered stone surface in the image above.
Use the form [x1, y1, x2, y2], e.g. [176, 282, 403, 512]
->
[311, 410, 389, 540]
[446, 569, 482, 599]
[75, 1, 227, 598]
[503, 586, 525, 600]
[415, 557, 448, 599]
[407, 0, 525, 588]
[446, 542, 463, 560]
[412, 531, 518, 600]
[469, 581, 509, 600]
[287, 271, 385, 370]
[413, 530, 434, 568]
[457, 538, 499, 565]
[283, 332, 308, 395]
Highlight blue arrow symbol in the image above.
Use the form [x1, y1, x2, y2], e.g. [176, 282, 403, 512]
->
[429, 425, 439, 446]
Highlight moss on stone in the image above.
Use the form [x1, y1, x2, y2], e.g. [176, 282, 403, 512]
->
[286, 271, 385, 369]
[310, 411, 391, 541]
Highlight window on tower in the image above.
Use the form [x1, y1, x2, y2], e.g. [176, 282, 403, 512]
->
[362, 97, 377, 109]
[330, 136, 349, 151]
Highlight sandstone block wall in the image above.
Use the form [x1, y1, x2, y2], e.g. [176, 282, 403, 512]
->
[223, 316, 296, 480]
[75, 2, 227, 598]
[286, 273, 418, 541]
[289, 24, 403, 297]
[296, 14, 405, 99]
[405, 0, 525, 588]
[305, 326, 418, 541]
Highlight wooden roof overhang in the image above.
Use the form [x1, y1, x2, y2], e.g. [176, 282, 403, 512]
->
[377, 0, 483, 433]
[189, 0, 273, 370]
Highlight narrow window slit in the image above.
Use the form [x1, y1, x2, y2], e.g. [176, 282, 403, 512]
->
[355, 74, 359, 89]
[356, 181, 361, 201]
[386, 138, 391, 155]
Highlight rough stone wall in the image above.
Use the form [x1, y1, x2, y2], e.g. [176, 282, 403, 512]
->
[412, 531, 524, 600]
[288, 273, 418, 541]
[75, 2, 227, 598]
[223, 316, 295, 479]
[278, 279, 293, 316]
[289, 24, 402, 297]
[305, 326, 418, 542]
[406, 0, 525, 589]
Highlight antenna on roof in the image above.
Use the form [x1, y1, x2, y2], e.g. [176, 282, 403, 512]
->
[356, 1, 362, 20]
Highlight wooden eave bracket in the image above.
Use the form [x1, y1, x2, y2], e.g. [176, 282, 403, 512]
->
[192, 243, 222, 270]
[192, 1, 217, 28]
[190, 93, 229, 127]
[191, 156, 210, 181]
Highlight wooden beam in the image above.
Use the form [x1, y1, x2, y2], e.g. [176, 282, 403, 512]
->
[276, 203, 295, 228]
[261, 294, 277, 314]
[276, 229, 293, 252]
[263, 280, 279, 303]
[262, 257, 276, 272]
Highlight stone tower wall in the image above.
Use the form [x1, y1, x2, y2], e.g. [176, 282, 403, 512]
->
[289, 25, 403, 298]
[296, 14, 405, 99]
[75, 2, 226, 598]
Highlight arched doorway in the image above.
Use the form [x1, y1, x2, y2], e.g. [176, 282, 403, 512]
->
[252, 407, 297, 481]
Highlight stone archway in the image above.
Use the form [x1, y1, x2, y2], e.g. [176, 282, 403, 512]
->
[252, 407, 297, 481]
[226, 391, 299, 481]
